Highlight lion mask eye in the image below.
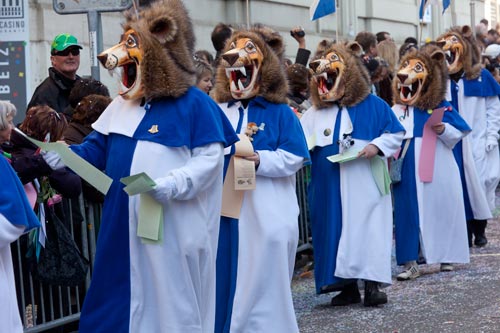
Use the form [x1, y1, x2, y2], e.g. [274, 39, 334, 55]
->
[245, 41, 257, 53]
[414, 63, 424, 72]
[328, 53, 340, 62]
[126, 34, 137, 48]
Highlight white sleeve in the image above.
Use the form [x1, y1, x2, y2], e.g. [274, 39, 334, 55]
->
[256, 149, 305, 177]
[438, 123, 468, 149]
[150, 142, 224, 203]
[486, 95, 500, 141]
[0, 214, 25, 249]
[371, 131, 405, 157]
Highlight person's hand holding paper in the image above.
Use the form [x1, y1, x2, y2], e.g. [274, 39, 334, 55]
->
[357, 143, 380, 159]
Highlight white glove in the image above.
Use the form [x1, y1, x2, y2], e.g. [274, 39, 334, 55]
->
[486, 136, 499, 152]
[149, 176, 178, 204]
[41, 150, 65, 170]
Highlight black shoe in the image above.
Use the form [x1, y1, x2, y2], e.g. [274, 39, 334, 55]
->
[473, 219, 488, 247]
[474, 235, 488, 247]
[363, 281, 388, 307]
[330, 283, 361, 306]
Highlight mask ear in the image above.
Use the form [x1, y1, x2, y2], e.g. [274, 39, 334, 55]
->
[430, 49, 445, 62]
[436, 39, 446, 48]
[149, 16, 178, 45]
[461, 25, 473, 39]
[348, 42, 363, 57]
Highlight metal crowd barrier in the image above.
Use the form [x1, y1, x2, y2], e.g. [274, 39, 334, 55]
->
[14, 166, 312, 332]
[296, 165, 313, 253]
[13, 195, 101, 333]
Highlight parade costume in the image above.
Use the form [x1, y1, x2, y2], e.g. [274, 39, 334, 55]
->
[213, 28, 309, 333]
[300, 42, 404, 306]
[393, 101, 470, 265]
[0, 157, 40, 333]
[438, 26, 500, 247]
[68, 1, 238, 332]
[391, 45, 472, 273]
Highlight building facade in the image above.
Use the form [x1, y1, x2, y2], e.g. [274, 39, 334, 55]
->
[15, 0, 490, 113]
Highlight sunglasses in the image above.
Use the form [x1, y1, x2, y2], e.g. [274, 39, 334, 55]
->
[53, 48, 80, 56]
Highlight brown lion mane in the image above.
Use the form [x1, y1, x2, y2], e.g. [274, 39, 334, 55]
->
[122, 0, 196, 100]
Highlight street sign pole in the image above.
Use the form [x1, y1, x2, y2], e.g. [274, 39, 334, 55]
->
[87, 10, 102, 80]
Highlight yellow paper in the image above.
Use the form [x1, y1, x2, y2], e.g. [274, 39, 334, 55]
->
[15, 128, 112, 194]
[137, 193, 163, 243]
[327, 148, 361, 163]
[221, 135, 256, 218]
[234, 156, 256, 190]
[370, 156, 391, 196]
[234, 134, 254, 157]
[221, 156, 245, 218]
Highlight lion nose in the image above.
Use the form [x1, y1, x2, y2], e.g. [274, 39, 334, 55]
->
[97, 53, 109, 67]
[309, 61, 320, 72]
[97, 53, 118, 70]
[397, 73, 408, 84]
[222, 53, 240, 66]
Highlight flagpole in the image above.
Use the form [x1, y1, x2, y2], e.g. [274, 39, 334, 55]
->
[246, 0, 250, 29]
[335, 0, 339, 43]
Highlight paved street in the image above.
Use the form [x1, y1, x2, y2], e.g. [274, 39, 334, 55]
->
[292, 198, 500, 332]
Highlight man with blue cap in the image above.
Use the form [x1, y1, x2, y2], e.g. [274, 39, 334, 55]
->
[27, 33, 83, 114]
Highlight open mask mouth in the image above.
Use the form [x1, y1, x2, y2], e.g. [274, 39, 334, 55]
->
[105, 58, 142, 100]
[314, 70, 338, 95]
[313, 67, 343, 102]
[444, 46, 462, 74]
[114, 59, 142, 99]
[122, 60, 138, 89]
[225, 61, 259, 93]
[444, 49, 456, 67]
[397, 79, 423, 104]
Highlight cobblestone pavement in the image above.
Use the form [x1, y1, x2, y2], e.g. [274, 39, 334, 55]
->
[292, 197, 500, 333]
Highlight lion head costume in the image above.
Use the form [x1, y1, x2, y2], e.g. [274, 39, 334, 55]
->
[393, 44, 448, 110]
[212, 25, 288, 104]
[97, 0, 195, 101]
[308, 42, 371, 109]
[436, 25, 482, 80]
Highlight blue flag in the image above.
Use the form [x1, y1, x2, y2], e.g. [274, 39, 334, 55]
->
[443, 0, 450, 13]
[310, 0, 335, 21]
[420, 0, 451, 20]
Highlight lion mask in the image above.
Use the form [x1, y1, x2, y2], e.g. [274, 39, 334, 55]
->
[97, 0, 195, 101]
[212, 28, 288, 104]
[309, 42, 371, 109]
[436, 25, 482, 80]
[393, 44, 448, 110]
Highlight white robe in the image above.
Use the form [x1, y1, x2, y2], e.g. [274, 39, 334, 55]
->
[77, 89, 234, 333]
[218, 100, 307, 333]
[446, 77, 500, 217]
[392, 104, 470, 264]
[300, 101, 404, 286]
[0, 214, 24, 333]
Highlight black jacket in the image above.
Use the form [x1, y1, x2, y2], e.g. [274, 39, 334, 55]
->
[27, 67, 80, 114]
